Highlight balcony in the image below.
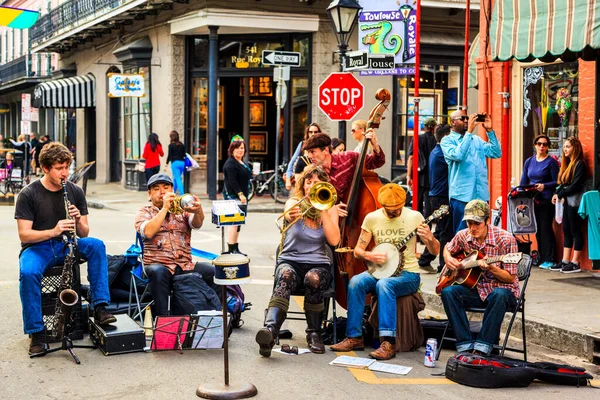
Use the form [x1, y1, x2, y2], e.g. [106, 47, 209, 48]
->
[0, 54, 55, 93]
[30, 0, 189, 54]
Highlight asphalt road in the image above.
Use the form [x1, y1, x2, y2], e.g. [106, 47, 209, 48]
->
[0, 200, 598, 399]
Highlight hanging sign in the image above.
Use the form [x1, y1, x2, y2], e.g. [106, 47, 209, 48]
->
[358, 0, 418, 65]
[108, 73, 146, 98]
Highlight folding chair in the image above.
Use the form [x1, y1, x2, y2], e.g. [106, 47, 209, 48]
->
[437, 254, 533, 361]
[127, 233, 153, 325]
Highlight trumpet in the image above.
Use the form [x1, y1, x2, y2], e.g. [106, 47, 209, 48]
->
[168, 193, 196, 214]
[276, 182, 337, 233]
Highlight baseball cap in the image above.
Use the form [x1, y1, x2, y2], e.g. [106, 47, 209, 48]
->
[424, 117, 438, 128]
[462, 199, 490, 223]
[378, 184, 406, 208]
[147, 173, 173, 189]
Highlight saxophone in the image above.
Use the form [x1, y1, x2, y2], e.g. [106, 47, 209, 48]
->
[53, 179, 79, 339]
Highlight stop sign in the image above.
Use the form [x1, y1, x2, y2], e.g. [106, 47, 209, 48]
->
[318, 73, 364, 121]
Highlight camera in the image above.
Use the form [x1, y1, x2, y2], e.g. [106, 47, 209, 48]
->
[476, 113, 486, 122]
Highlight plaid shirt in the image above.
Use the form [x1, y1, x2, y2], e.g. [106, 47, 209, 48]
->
[329, 150, 385, 202]
[445, 225, 520, 301]
[134, 205, 199, 273]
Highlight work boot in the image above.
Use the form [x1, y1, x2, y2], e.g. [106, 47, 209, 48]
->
[330, 337, 365, 352]
[29, 329, 47, 357]
[305, 311, 325, 354]
[94, 306, 117, 326]
[368, 341, 396, 360]
[255, 307, 287, 357]
[228, 243, 247, 256]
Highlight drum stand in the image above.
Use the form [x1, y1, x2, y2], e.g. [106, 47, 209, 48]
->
[197, 206, 257, 399]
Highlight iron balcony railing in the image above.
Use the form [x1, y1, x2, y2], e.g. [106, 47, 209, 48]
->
[30, 0, 135, 47]
[0, 54, 54, 84]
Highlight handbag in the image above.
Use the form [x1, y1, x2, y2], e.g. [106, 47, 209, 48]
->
[185, 153, 199, 171]
[555, 199, 563, 224]
[134, 162, 146, 172]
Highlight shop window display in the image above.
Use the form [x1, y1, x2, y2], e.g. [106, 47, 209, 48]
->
[123, 66, 151, 160]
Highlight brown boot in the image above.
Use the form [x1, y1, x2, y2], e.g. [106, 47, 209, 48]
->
[29, 329, 48, 357]
[305, 311, 325, 354]
[369, 341, 396, 360]
[330, 337, 365, 352]
[255, 307, 286, 357]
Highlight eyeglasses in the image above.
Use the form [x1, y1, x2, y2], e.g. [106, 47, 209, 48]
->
[452, 116, 468, 122]
[535, 142, 549, 147]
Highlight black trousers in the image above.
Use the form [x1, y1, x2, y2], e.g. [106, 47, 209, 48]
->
[562, 202, 584, 251]
[419, 195, 453, 271]
[534, 198, 556, 263]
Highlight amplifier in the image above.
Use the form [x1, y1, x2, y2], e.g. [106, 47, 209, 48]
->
[88, 314, 145, 356]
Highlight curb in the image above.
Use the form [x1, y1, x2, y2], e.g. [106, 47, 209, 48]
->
[421, 290, 596, 362]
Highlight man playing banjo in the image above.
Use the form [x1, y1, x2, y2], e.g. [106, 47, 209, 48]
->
[330, 184, 439, 360]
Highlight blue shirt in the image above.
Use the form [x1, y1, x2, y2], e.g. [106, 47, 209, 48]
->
[578, 191, 600, 260]
[440, 130, 502, 203]
[428, 144, 448, 197]
[520, 155, 559, 200]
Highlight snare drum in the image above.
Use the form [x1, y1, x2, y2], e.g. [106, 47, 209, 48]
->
[212, 253, 251, 285]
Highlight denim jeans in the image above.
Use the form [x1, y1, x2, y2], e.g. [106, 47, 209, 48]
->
[441, 285, 517, 355]
[170, 160, 186, 195]
[346, 271, 420, 338]
[19, 238, 110, 334]
[450, 198, 468, 233]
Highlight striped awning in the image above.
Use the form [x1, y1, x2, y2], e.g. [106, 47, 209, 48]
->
[468, 33, 480, 88]
[32, 74, 96, 108]
[491, 0, 600, 62]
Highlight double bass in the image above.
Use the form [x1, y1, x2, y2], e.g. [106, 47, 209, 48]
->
[334, 88, 391, 309]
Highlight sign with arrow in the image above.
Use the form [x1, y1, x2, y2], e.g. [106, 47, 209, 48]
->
[262, 50, 301, 67]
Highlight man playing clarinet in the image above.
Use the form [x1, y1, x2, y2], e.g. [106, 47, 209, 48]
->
[15, 143, 115, 357]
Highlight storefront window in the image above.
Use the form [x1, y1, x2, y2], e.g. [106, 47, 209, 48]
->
[124, 66, 151, 160]
[218, 39, 284, 69]
[522, 62, 578, 161]
[56, 108, 76, 151]
[290, 77, 309, 153]
[190, 77, 208, 155]
[394, 65, 462, 168]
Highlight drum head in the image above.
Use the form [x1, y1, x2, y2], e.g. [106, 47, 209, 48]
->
[371, 243, 401, 280]
[213, 253, 250, 266]
[213, 253, 251, 285]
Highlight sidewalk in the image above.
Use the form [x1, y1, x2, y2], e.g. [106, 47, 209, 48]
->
[85, 180, 600, 364]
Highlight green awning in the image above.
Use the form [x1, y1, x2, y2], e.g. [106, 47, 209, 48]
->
[491, 0, 600, 62]
[468, 33, 480, 88]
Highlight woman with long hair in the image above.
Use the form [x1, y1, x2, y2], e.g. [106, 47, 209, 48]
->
[256, 164, 340, 357]
[142, 133, 164, 183]
[520, 134, 559, 269]
[166, 130, 186, 194]
[551, 136, 586, 273]
[285, 123, 322, 190]
[223, 136, 253, 255]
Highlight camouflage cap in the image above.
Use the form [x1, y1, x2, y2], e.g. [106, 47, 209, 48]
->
[423, 117, 438, 128]
[462, 199, 490, 223]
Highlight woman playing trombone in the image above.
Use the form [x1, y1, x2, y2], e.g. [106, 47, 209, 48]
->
[256, 165, 340, 357]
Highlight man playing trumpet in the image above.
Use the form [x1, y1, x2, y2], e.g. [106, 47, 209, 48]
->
[331, 184, 439, 360]
[256, 165, 340, 357]
[134, 174, 216, 316]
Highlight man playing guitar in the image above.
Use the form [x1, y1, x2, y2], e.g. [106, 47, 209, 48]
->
[441, 199, 520, 356]
[330, 184, 439, 360]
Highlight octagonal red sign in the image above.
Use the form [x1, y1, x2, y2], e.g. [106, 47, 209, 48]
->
[318, 73, 364, 121]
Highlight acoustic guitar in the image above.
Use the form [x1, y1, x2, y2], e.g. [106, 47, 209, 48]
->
[365, 205, 449, 279]
[435, 251, 523, 295]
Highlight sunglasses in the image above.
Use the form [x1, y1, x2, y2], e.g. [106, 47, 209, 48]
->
[281, 344, 298, 354]
[452, 116, 468, 122]
[535, 142, 549, 147]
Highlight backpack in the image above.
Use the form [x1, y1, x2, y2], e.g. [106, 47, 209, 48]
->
[226, 285, 251, 329]
[171, 272, 222, 315]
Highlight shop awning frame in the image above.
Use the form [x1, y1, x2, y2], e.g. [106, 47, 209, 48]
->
[490, 0, 600, 62]
[32, 74, 96, 108]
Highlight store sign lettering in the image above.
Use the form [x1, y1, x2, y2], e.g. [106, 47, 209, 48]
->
[108, 73, 146, 98]
[234, 46, 260, 68]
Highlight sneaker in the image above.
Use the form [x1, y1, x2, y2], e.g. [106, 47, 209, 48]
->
[549, 261, 566, 272]
[94, 306, 117, 326]
[592, 272, 600, 279]
[539, 261, 553, 270]
[419, 264, 437, 274]
[29, 329, 47, 356]
[561, 263, 581, 274]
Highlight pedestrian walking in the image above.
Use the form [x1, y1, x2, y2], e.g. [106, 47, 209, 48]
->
[520, 134, 559, 269]
[142, 133, 164, 184]
[166, 130, 186, 195]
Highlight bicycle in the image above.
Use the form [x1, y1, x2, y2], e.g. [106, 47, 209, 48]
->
[248, 162, 289, 204]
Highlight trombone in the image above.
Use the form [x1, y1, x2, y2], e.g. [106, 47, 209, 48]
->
[276, 182, 337, 233]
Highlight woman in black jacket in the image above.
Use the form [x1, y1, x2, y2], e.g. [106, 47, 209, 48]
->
[166, 130, 186, 194]
[551, 136, 586, 273]
[223, 137, 252, 254]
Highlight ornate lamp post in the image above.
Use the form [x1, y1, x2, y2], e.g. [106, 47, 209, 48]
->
[326, 0, 362, 142]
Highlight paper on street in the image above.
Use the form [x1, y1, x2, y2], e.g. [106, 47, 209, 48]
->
[369, 361, 412, 375]
[329, 355, 375, 369]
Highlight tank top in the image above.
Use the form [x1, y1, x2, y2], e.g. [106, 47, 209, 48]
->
[278, 219, 330, 265]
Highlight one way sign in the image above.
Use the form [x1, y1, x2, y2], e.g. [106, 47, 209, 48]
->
[262, 50, 301, 67]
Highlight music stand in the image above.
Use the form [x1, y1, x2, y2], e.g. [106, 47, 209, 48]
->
[196, 201, 257, 399]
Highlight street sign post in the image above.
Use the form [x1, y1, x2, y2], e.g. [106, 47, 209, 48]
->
[262, 50, 301, 67]
[318, 73, 364, 121]
[273, 65, 291, 201]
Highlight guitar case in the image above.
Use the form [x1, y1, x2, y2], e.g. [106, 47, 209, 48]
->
[446, 353, 594, 388]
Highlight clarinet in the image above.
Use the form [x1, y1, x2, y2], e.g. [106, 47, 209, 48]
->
[53, 179, 79, 339]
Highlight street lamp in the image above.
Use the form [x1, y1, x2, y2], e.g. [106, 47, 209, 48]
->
[327, 0, 362, 142]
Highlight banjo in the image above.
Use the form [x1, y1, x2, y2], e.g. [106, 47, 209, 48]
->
[366, 205, 450, 279]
